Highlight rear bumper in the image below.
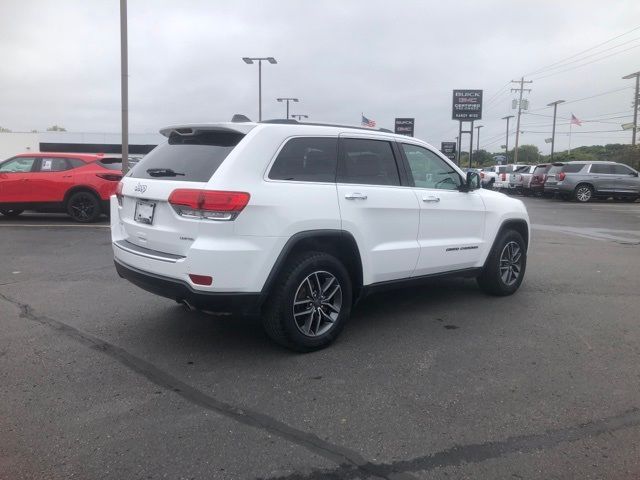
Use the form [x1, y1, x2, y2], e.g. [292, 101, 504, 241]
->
[114, 259, 263, 316]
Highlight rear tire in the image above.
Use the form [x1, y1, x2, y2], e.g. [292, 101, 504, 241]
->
[0, 209, 24, 217]
[67, 191, 101, 223]
[574, 184, 593, 203]
[477, 229, 527, 296]
[622, 196, 638, 203]
[262, 251, 352, 352]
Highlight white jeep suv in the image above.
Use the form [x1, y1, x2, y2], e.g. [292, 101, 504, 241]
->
[111, 119, 530, 351]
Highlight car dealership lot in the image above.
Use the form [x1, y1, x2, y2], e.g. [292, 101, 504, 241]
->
[1, 198, 639, 479]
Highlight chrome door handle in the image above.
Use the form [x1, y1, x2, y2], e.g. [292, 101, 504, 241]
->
[422, 196, 440, 203]
[345, 193, 367, 200]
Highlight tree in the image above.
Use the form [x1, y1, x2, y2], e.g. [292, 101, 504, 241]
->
[472, 149, 494, 167]
[511, 144, 541, 164]
[0, 126, 11, 133]
[46, 125, 66, 132]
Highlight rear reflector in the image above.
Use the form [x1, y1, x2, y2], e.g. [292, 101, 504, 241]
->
[189, 274, 213, 286]
[168, 189, 250, 221]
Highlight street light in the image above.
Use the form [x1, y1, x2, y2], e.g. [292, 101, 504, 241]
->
[291, 114, 309, 121]
[501, 115, 515, 163]
[242, 57, 278, 121]
[547, 100, 565, 161]
[276, 97, 299, 119]
[622, 71, 640, 145]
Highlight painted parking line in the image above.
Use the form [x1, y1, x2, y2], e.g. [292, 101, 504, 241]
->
[532, 223, 640, 244]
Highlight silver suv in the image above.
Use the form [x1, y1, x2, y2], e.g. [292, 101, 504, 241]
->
[544, 161, 640, 202]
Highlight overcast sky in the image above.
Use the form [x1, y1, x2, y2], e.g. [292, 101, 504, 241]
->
[0, 0, 639, 154]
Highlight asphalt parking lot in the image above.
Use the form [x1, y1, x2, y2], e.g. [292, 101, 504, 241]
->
[1, 197, 639, 480]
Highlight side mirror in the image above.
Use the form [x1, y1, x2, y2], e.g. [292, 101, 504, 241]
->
[631, 171, 639, 177]
[465, 171, 481, 191]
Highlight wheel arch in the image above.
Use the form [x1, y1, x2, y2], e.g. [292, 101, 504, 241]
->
[63, 185, 102, 207]
[261, 230, 364, 304]
[495, 219, 530, 250]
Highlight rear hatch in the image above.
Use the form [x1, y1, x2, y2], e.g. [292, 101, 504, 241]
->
[118, 129, 246, 256]
[545, 164, 563, 186]
[510, 165, 529, 185]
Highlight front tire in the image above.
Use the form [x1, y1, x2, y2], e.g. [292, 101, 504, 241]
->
[67, 191, 101, 223]
[477, 230, 527, 296]
[0, 209, 24, 217]
[262, 251, 352, 352]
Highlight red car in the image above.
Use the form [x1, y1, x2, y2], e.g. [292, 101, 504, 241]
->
[0, 152, 122, 222]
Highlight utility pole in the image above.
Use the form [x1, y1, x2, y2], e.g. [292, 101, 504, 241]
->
[547, 100, 565, 161]
[502, 115, 514, 163]
[623, 71, 640, 145]
[475, 125, 483, 164]
[510, 77, 532, 164]
[119, 0, 129, 173]
[277, 97, 299, 119]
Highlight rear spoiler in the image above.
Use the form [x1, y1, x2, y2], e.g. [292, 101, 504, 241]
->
[159, 123, 256, 138]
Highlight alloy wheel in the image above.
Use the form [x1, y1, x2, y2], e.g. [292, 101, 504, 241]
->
[576, 186, 592, 202]
[499, 241, 522, 286]
[70, 194, 96, 221]
[292, 270, 342, 337]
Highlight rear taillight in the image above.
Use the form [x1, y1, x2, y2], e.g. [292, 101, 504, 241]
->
[501, 173, 506, 181]
[168, 189, 250, 221]
[115, 181, 123, 206]
[96, 172, 123, 181]
[480, 172, 485, 178]
[558, 172, 566, 181]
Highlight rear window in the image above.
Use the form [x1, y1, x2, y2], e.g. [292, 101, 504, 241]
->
[97, 158, 123, 171]
[497, 166, 507, 173]
[562, 163, 586, 173]
[514, 166, 529, 173]
[269, 137, 338, 182]
[547, 165, 563, 175]
[130, 131, 244, 182]
[533, 165, 549, 174]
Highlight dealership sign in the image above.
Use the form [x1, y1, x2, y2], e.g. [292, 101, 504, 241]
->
[440, 141, 456, 161]
[394, 118, 415, 136]
[452, 90, 483, 120]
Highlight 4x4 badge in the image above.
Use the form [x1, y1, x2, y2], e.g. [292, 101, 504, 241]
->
[134, 183, 148, 194]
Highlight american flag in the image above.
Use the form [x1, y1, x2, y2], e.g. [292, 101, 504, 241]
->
[570, 114, 582, 126]
[361, 115, 376, 128]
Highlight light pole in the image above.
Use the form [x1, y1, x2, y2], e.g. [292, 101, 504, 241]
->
[547, 100, 565, 161]
[242, 57, 277, 121]
[502, 115, 514, 163]
[623, 71, 640, 145]
[475, 125, 483, 165]
[291, 114, 308, 121]
[455, 136, 459, 165]
[119, 0, 129, 173]
[277, 97, 299, 119]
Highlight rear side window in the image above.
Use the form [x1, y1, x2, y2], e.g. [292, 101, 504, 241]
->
[514, 166, 530, 173]
[40, 157, 71, 172]
[130, 131, 244, 182]
[563, 163, 586, 173]
[269, 137, 338, 182]
[338, 138, 400, 186]
[97, 158, 123, 171]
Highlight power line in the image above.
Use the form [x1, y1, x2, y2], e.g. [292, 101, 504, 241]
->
[528, 36, 640, 78]
[524, 24, 640, 76]
[531, 43, 640, 81]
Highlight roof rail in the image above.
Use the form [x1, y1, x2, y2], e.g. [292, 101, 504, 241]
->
[259, 119, 395, 133]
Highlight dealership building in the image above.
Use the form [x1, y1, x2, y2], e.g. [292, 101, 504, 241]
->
[0, 131, 163, 160]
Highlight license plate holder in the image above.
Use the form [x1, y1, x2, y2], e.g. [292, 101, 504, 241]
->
[134, 200, 156, 225]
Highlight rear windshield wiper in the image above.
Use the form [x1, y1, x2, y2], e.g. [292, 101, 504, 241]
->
[146, 168, 185, 177]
